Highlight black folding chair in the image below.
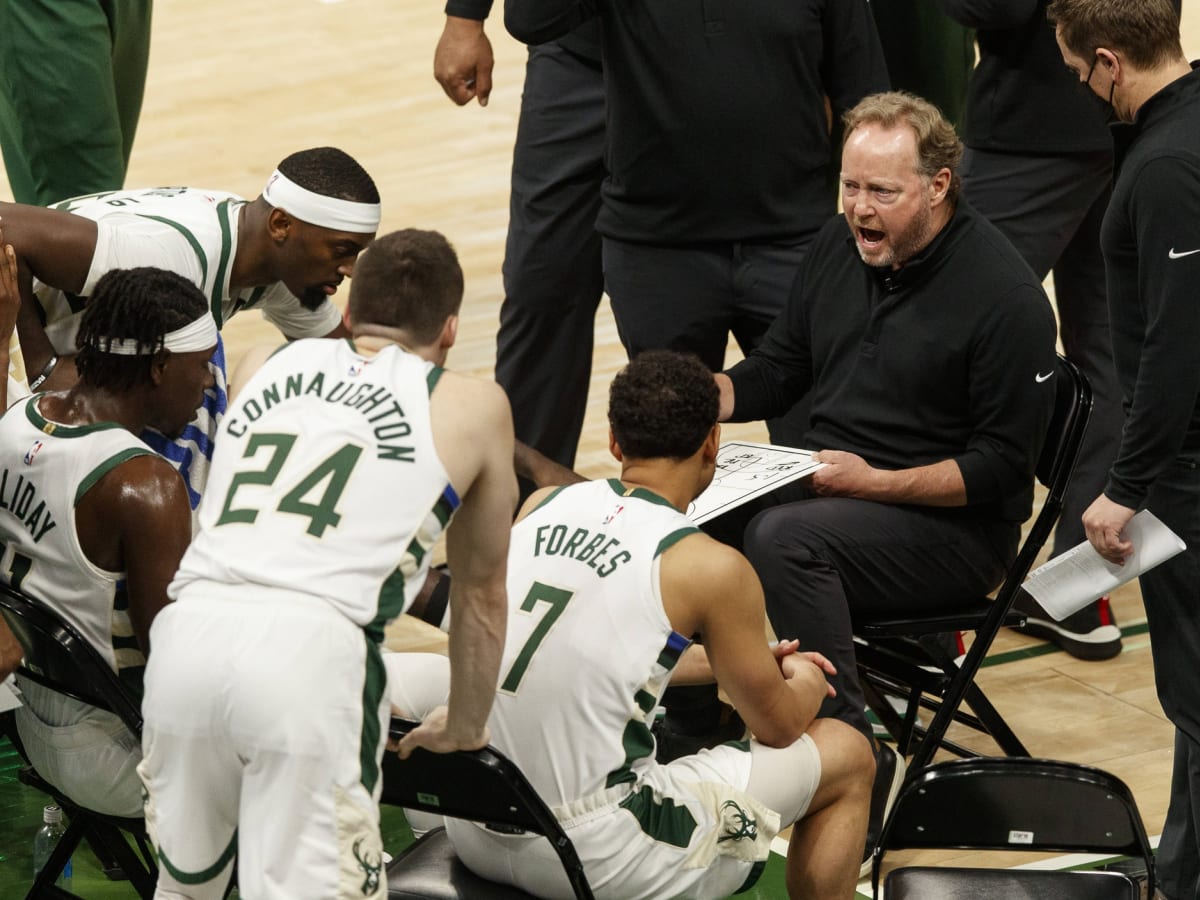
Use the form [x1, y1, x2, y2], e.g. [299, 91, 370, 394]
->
[855, 354, 1092, 774]
[381, 716, 594, 900]
[872, 756, 1155, 900]
[0, 582, 158, 899]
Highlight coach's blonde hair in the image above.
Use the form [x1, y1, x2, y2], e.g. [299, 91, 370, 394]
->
[842, 91, 963, 205]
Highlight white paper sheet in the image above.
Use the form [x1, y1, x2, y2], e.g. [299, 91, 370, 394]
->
[1022, 509, 1186, 620]
[688, 441, 824, 525]
[0, 675, 22, 713]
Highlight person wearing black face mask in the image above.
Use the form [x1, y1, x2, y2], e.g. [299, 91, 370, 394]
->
[1048, 2, 1200, 898]
[931, 0, 1178, 660]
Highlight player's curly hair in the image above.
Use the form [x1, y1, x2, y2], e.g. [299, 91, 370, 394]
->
[75, 267, 210, 392]
[349, 230, 463, 344]
[609, 351, 719, 460]
[277, 147, 380, 204]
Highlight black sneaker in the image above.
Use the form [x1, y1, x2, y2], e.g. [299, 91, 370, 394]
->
[1012, 593, 1122, 660]
[652, 704, 746, 764]
[861, 743, 905, 878]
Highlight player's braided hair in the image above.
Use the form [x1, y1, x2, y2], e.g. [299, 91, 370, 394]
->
[75, 267, 210, 392]
[277, 147, 380, 204]
[609, 351, 719, 461]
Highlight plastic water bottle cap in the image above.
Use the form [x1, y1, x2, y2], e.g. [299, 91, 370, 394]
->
[42, 806, 62, 825]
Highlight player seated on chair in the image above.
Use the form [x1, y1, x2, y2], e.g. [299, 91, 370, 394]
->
[388, 350, 875, 900]
[0, 266, 215, 817]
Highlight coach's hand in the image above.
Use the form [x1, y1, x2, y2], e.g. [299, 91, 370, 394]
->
[434, 16, 495, 107]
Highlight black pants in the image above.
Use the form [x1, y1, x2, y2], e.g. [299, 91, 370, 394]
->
[725, 485, 1015, 743]
[1139, 458, 1200, 900]
[602, 236, 813, 448]
[495, 43, 606, 470]
[960, 148, 1122, 556]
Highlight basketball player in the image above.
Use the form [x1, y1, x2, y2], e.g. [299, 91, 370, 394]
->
[390, 351, 874, 900]
[0, 146, 380, 509]
[137, 229, 516, 900]
[0, 267, 215, 817]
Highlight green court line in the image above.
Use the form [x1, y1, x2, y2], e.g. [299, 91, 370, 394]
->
[980, 619, 1150, 669]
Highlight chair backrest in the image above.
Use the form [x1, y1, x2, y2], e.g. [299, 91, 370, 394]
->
[1035, 354, 1093, 503]
[382, 717, 594, 900]
[0, 582, 143, 735]
[873, 756, 1154, 899]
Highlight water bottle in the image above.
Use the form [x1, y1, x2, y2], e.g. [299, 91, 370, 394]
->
[32, 804, 73, 888]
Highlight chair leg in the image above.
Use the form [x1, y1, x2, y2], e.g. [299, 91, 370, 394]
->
[88, 824, 158, 898]
[961, 683, 1029, 757]
[861, 677, 915, 756]
[27, 816, 86, 899]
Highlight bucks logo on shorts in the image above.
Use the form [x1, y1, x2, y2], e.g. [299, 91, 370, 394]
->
[353, 836, 383, 894]
[717, 800, 758, 843]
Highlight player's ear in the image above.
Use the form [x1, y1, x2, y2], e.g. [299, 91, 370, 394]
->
[439, 314, 459, 350]
[149, 349, 170, 386]
[267, 206, 293, 244]
[609, 428, 624, 463]
[702, 424, 720, 463]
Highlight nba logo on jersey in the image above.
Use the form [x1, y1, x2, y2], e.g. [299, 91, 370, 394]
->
[602, 503, 625, 525]
[23, 440, 44, 466]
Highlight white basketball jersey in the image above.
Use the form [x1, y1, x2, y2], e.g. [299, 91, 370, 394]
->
[489, 479, 699, 807]
[173, 339, 458, 637]
[36, 186, 340, 352]
[0, 397, 157, 690]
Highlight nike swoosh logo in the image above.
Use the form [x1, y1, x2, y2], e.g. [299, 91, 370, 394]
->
[1035, 372, 1054, 383]
[1169, 248, 1200, 259]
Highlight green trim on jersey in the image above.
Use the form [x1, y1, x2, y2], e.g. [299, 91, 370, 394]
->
[656, 640, 689, 672]
[157, 829, 238, 885]
[371, 487, 458, 641]
[359, 638, 387, 794]
[74, 447, 156, 506]
[604, 718, 655, 789]
[426, 365, 444, 393]
[634, 689, 656, 715]
[52, 191, 119, 212]
[373, 568, 407, 644]
[211, 199, 238, 327]
[655, 526, 699, 559]
[24, 397, 127, 439]
[618, 785, 698, 849]
[266, 342, 291, 361]
[528, 484, 570, 516]
[604, 479, 679, 511]
[136, 214, 209, 287]
[241, 285, 268, 310]
[734, 860, 767, 894]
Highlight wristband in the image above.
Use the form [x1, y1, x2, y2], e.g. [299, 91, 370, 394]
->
[28, 355, 58, 392]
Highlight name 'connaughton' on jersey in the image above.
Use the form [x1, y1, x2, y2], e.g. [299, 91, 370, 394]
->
[224, 367, 417, 461]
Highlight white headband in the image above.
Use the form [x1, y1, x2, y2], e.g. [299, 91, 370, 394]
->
[262, 169, 381, 234]
[100, 311, 219, 356]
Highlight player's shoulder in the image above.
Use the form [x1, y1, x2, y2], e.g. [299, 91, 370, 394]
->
[660, 528, 753, 589]
[431, 368, 510, 415]
[87, 449, 187, 513]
